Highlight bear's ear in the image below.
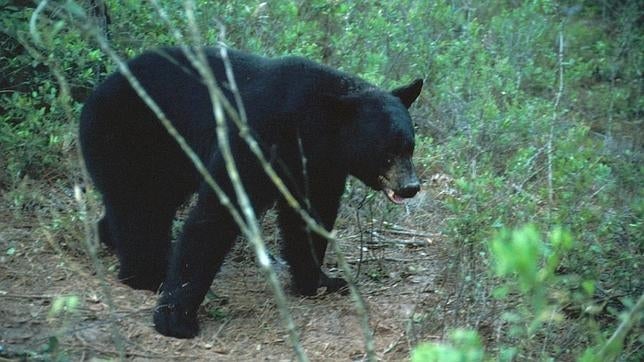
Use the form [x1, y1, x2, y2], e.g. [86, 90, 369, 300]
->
[391, 78, 423, 108]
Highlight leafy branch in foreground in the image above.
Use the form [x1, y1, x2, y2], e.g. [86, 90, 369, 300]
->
[412, 224, 642, 362]
[588, 292, 644, 362]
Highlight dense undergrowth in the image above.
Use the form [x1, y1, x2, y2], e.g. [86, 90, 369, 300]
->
[1, 0, 641, 360]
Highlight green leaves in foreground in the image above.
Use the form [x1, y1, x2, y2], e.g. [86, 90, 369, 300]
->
[490, 225, 575, 341]
[412, 225, 575, 361]
[490, 225, 573, 295]
[411, 329, 484, 362]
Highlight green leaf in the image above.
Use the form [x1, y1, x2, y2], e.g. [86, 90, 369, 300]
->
[582, 280, 595, 296]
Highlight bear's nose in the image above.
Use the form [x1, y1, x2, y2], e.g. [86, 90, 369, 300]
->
[398, 181, 420, 198]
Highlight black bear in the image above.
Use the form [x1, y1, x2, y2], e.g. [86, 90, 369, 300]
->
[79, 47, 422, 338]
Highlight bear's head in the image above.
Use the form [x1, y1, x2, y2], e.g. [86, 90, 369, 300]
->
[337, 79, 423, 203]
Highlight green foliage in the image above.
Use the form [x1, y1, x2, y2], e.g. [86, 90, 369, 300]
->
[411, 329, 484, 362]
[490, 225, 573, 339]
[42, 294, 81, 361]
[0, 82, 76, 185]
[48, 295, 81, 318]
[1, 2, 103, 188]
[491, 225, 573, 294]
[413, 225, 640, 361]
[401, 1, 640, 358]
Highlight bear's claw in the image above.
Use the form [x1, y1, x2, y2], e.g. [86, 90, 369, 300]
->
[320, 274, 349, 295]
[153, 303, 199, 338]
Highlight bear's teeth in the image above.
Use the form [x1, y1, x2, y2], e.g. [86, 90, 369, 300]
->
[385, 189, 405, 204]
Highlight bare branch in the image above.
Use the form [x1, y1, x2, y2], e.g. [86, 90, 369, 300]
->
[182, 1, 307, 360]
[598, 293, 644, 360]
[548, 28, 565, 211]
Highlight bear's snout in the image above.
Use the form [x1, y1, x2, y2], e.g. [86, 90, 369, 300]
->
[397, 179, 420, 198]
[381, 157, 420, 203]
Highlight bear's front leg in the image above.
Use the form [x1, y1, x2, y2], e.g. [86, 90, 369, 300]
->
[154, 191, 239, 338]
[154, 287, 200, 338]
[277, 176, 348, 296]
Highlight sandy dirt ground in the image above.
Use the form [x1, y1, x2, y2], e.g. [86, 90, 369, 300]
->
[1, 180, 453, 361]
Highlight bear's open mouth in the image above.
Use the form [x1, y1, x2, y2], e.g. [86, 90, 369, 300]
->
[379, 175, 406, 204]
[383, 188, 406, 204]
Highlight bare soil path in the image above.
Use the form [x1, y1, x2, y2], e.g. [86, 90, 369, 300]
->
[1, 185, 449, 361]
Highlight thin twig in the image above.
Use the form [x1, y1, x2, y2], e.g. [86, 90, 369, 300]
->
[354, 194, 368, 278]
[183, 2, 307, 360]
[346, 257, 426, 264]
[0, 292, 61, 299]
[144, 2, 307, 359]
[378, 229, 437, 239]
[598, 292, 644, 360]
[179, 8, 376, 360]
[29, 4, 126, 358]
[368, 232, 430, 246]
[548, 28, 565, 212]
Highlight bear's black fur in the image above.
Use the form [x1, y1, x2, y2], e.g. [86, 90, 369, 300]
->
[79, 47, 423, 338]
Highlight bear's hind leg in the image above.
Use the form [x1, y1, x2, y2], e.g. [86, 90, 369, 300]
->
[104, 195, 183, 291]
[97, 215, 114, 249]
